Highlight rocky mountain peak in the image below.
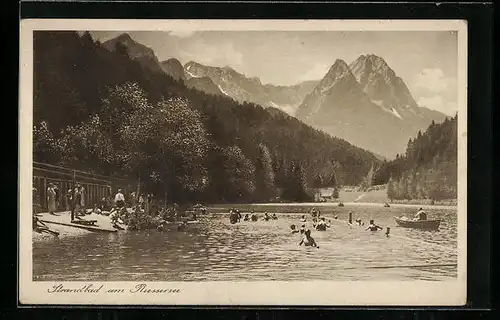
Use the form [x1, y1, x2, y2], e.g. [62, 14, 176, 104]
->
[115, 33, 133, 42]
[160, 58, 185, 81]
[350, 54, 395, 85]
[326, 59, 351, 79]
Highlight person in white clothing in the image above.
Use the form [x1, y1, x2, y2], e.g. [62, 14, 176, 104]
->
[115, 189, 125, 208]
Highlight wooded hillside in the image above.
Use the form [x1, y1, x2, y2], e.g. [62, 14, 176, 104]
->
[33, 31, 380, 203]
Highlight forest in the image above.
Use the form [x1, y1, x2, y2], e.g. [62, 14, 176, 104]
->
[33, 31, 380, 204]
[372, 115, 458, 201]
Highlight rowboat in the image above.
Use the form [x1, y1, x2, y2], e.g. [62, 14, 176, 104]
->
[394, 216, 440, 230]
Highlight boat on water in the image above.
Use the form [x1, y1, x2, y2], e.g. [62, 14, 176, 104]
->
[394, 216, 440, 230]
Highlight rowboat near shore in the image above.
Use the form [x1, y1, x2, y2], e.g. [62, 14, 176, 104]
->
[394, 216, 441, 230]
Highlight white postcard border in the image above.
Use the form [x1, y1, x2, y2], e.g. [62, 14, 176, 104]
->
[19, 19, 468, 306]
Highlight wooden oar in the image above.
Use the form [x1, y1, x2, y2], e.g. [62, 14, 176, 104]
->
[37, 227, 59, 237]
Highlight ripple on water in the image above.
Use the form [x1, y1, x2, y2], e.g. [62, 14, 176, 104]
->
[33, 206, 458, 281]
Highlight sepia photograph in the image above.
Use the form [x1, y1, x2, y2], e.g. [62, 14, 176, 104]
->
[19, 19, 467, 305]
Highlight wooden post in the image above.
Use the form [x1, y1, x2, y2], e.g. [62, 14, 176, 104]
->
[42, 178, 47, 211]
[348, 211, 353, 224]
[135, 174, 141, 211]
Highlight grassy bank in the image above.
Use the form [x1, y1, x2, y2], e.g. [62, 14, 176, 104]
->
[388, 199, 457, 206]
[338, 189, 456, 206]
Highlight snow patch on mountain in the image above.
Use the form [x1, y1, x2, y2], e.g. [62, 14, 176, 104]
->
[376, 103, 403, 120]
[391, 108, 403, 120]
[217, 84, 230, 96]
[185, 69, 201, 78]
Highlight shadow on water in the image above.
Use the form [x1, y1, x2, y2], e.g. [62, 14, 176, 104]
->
[33, 205, 457, 281]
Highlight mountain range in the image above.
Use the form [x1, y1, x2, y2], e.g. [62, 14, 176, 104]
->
[103, 33, 448, 158]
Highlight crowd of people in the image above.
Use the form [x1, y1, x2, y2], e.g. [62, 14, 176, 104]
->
[226, 206, 396, 249]
[35, 182, 160, 222]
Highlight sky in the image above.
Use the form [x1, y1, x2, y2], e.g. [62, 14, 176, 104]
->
[90, 30, 458, 116]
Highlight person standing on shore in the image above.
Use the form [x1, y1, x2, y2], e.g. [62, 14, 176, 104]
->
[114, 189, 125, 209]
[130, 191, 136, 208]
[53, 183, 60, 211]
[79, 184, 86, 213]
[74, 185, 82, 218]
[47, 183, 57, 215]
[65, 188, 73, 212]
[138, 194, 145, 210]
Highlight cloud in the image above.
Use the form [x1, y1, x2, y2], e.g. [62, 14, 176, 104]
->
[415, 68, 450, 93]
[299, 62, 330, 82]
[417, 96, 457, 116]
[180, 40, 244, 69]
[168, 30, 197, 38]
[412, 68, 457, 115]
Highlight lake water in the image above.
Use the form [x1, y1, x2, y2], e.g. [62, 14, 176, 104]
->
[33, 205, 457, 281]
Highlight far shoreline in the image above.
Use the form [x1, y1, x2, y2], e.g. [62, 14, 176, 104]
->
[208, 201, 457, 210]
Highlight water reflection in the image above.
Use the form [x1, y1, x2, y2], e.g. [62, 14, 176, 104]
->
[33, 206, 457, 281]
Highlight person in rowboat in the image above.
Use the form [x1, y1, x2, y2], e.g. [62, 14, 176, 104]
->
[414, 208, 427, 221]
[299, 229, 319, 248]
[365, 219, 383, 231]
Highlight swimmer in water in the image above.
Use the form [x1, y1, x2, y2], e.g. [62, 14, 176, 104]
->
[315, 217, 330, 231]
[272, 213, 278, 220]
[365, 219, 383, 231]
[310, 207, 317, 217]
[251, 213, 258, 221]
[177, 221, 188, 231]
[290, 224, 299, 234]
[300, 215, 306, 222]
[263, 212, 270, 221]
[299, 229, 319, 248]
[299, 224, 306, 234]
[243, 214, 250, 221]
[157, 223, 165, 232]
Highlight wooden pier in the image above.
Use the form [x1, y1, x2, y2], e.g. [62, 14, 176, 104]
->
[40, 219, 117, 233]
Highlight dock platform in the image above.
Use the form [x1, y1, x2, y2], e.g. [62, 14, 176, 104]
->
[37, 211, 118, 233]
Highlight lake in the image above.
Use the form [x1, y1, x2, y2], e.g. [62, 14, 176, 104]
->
[33, 204, 457, 281]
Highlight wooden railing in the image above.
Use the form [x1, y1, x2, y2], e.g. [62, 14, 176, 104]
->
[33, 162, 136, 212]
